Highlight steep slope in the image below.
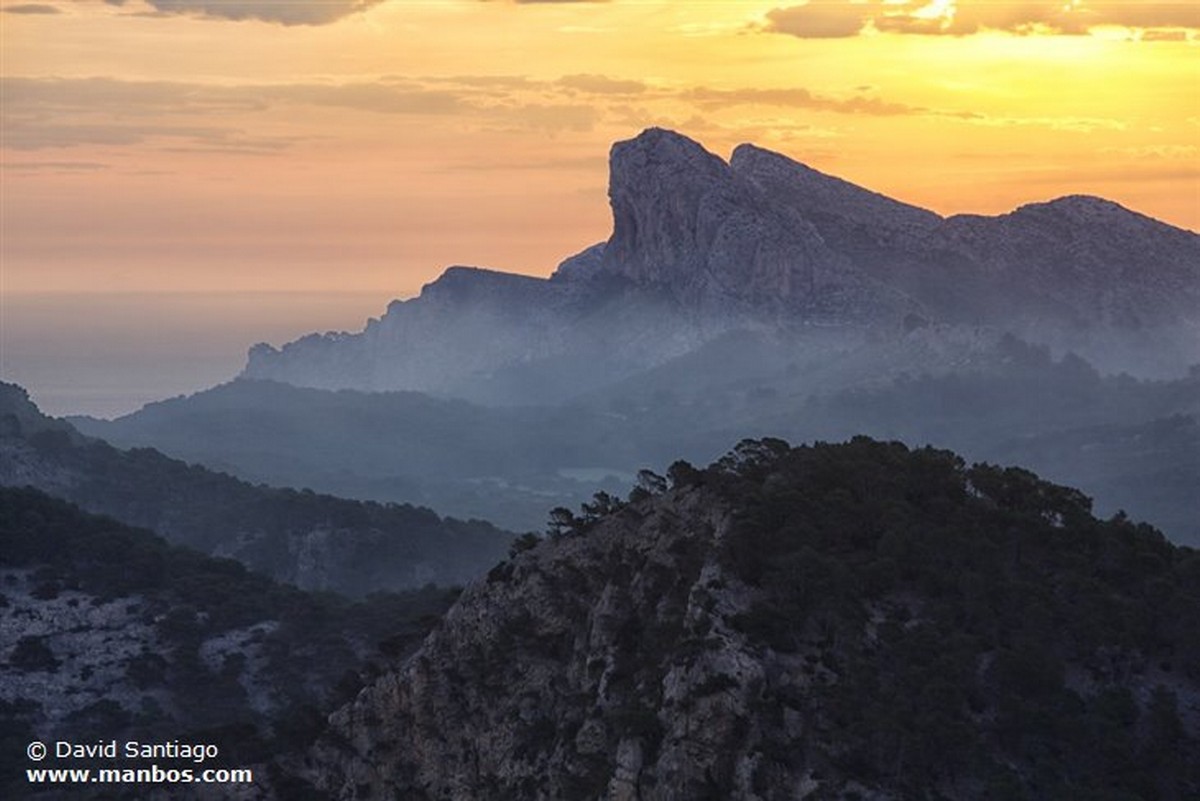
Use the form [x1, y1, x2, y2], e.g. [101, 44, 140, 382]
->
[936, 196, 1200, 371]
[0, 382, 511, 595]
[243, 128, 1200, 399]
[306, 438, 1200, 801]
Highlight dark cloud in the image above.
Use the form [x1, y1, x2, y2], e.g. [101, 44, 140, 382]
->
[3, 3, 61, 13]
[102, 0, 606, 24]
[103, 0, 383, 25]
[763, 1, 870, 38]
[762, 1, 1199, 39]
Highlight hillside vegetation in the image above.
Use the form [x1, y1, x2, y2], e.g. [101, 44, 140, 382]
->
[308, 438, 1200, 801]
[1, 382, 511, 595]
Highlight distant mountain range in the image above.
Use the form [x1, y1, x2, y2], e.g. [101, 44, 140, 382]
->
[243, 128, 1200, 403]
[0, 382, 511, 595]
[75, 339, 1200, 545]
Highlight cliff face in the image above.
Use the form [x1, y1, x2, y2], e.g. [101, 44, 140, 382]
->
[304, 439, 1200, 801]
[243, 129, 1200, 399]
[309, 485, 746, 801]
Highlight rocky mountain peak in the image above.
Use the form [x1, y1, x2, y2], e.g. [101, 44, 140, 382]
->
[610, 127, 729, 183]
[240, 129, 1200, 398]
[1010, 194, 1152, 229]
[601, 128, 736, 285]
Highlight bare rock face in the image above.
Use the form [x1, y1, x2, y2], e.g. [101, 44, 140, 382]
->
[599, 129, 916, 324]
[243, 128, 1200, 398]
[604, 126, 733, 281]
[306, 487, 767, 801]
[728, 142, 941, 246]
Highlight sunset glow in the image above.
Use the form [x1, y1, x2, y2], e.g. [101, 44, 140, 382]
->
[1, 1, 1198, 417]
[2, 1, 1196, 297]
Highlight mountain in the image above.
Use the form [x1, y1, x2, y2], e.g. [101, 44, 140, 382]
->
[0, 382, 512, 595]
[76, 343, 1200, 545]
[300, 438, 1200, 800]
[242, 128, 1200, 402]
[0, 486, 459, 800]
[69, 377, 649, 531]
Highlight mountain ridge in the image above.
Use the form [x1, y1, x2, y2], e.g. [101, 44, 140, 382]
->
[0, 381, 512, 595]
[243, 128, 1200, 400]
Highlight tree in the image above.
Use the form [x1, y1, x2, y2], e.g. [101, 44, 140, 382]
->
[546, 507, 580, 538]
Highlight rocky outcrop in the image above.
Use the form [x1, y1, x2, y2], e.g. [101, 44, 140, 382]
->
[308, 484, 769, 801]
[244, 129, 1200, 398]
[597, 129, 915, 323]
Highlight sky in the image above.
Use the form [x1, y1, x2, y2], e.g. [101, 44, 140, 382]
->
[1, 0, 1198, 415]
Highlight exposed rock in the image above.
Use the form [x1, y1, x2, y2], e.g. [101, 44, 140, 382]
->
[243, 129, 1200, 398]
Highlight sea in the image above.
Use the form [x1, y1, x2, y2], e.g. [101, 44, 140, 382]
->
[0, 291, 392, 419]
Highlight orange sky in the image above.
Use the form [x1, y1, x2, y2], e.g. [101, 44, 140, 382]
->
[2, 0, 1199, 299]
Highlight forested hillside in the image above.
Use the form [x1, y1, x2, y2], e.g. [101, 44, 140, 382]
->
[1, 382, 511, 595]
[307, 438, 1200, 801]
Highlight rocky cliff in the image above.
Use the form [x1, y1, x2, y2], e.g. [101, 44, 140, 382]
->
[303, 438, 1200, 800]
[244, 129, 1200, 399]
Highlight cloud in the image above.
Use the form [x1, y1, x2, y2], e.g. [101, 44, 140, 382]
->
[1138, 28, 1189, 40]
[2, 118, 293, 152]
[0, 75, 606, 152]
[763, 1, 873, 38]
[3, 3, 61, 12]
[684, 86, 922, 116]
[557, 74, 646, 95]
[944, 110, 1126, 132]
[1, 160, 109, 171]
[1087, 2, 1199, 30]
[2, 76, 465, 118]
[103, 0, 383, 25]
[101, 0, 606, 24]
[761, 0, 1200, 39]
